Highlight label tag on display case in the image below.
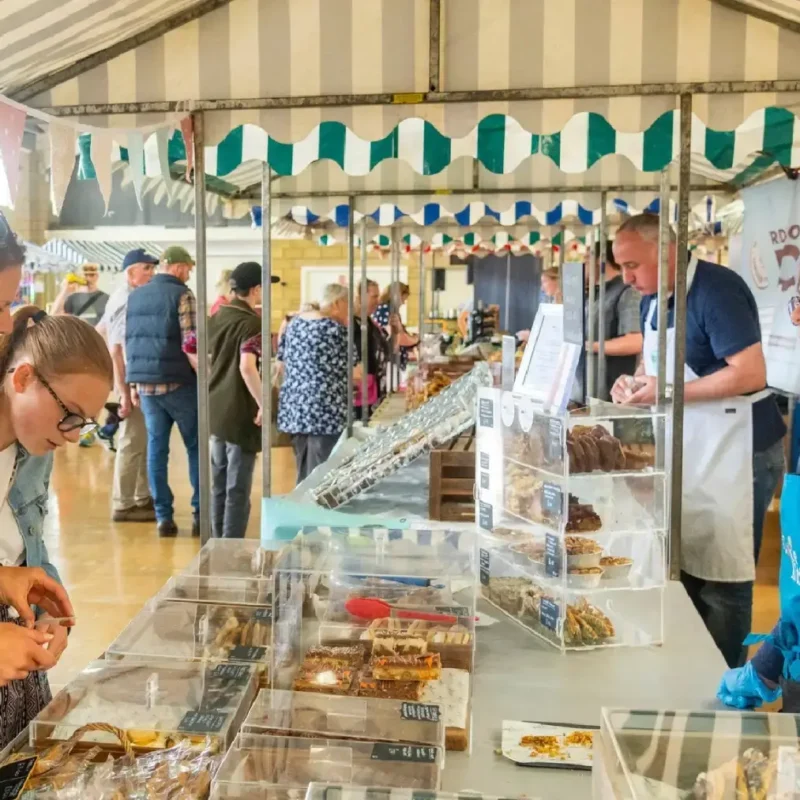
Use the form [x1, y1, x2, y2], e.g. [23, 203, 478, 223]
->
[435, 605, 470, 618]
[541, 482, 563, 517]
[370, 744, 439, 763]
[200, 690, 238, 712]
[478, 397, 495, 428]
[539, 598, 560, 632]
[546, 418, 563, 462]
[229, 645, 267, 662]
[478, 501, 493, 532]
[479, 549, 491, 586]
[0, 756, 37, 800]
[178, 709, 228, 734]
[400, 702, 442, 723]
[545, 533, 562, 577]
[253, 607, 272, 623]
[480, 472, 490, 490]
[209, 663, 252, 685]
[480, 452, 490, 470]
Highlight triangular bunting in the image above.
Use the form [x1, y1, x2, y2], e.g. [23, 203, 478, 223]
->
[180, 117, 194, 184]
[126, 131, 145, 208]
[0, 101, 27, 207]
[90, 131, 113, 214]
[49, 123, 76, 216]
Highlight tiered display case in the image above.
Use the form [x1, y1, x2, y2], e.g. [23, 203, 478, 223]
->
[595, 707, 800, 799]
[271, 527, 476, 752]
[476, 387, 667, 651]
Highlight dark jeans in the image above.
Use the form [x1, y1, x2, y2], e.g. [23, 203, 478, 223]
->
[211, 436, 257, 539]
[682, 439, 785, 668]
[292, 433, 338, 484]
[139, 384, 199, 524]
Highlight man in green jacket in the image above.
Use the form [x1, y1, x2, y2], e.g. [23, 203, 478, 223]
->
[208, 262, 265, 539]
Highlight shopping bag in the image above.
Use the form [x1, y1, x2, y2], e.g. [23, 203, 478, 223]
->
[354, 374, 378, 407]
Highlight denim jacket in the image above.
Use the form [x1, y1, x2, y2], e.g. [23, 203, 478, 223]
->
[6, 446, 60, 586]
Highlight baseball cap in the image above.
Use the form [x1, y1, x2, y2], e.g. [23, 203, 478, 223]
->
[122, 248, 159, 269]
[161, 245, 195, 266]
[229, 261, 280, 292]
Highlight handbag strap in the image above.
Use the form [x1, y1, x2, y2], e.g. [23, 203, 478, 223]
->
[73, 292, 101, 319]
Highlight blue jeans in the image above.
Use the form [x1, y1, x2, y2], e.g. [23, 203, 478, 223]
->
[682, 439, 785, 668]
[139, 384, 199, 524]
[210, 437, 257, 539]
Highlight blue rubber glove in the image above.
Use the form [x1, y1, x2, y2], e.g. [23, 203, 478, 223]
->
[717, 662, 782, 709]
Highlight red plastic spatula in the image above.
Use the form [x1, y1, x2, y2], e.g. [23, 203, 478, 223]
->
[345, 597, 457, 624]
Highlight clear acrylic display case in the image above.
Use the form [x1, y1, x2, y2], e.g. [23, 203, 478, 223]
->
[304, 786, 532, 800]
[29, 660, 258, 754]
[159, 574, 274, 609]
[213, 733, 443, 794]
[595, 707, 800, 799]
[476, 388, 667, 651]
[271, 527, 475, 751]
[180, 539, 277, 593]
[242, 689, 446, 750]
[106, 598, 272, 684]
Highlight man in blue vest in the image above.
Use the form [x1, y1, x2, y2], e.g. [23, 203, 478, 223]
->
[125, 246, 199, 538]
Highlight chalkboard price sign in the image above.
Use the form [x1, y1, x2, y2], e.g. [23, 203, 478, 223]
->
[545, 533, 562, 578]
[478, 501, 493, 532]
[540, 598, 560, 632]
[478, 397, 494, 428]
[253, 607, 272, 623]
[480, 472, 490, 490]
[480, 452, 489, 470]
[371, 744, 439, 763]
[479, 548, 491, 586]
[0, 756, 37, 800]
[562, 261, 586, 346]
[178, 709, 228, 734]
[546, 418, 563, 463]
[400, 702, 441, 723]
[209, 663, 252, 685]
[229, 645, 267, 662]
[541, 482, 563, 517]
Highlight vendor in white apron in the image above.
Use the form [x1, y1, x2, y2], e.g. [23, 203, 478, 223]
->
[611, 214, 786, 669]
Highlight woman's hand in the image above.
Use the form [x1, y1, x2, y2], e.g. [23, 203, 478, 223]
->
[352, 364, 364, 382]
[254, 408, 263, 427]
[0, 567, 74, 627]
[36, 617, 68, 663]
[0, 623, 56, 685]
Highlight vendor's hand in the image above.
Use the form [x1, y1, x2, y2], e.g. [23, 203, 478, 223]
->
[516, 330, 530, 344]
[611, 374, 635, 404]
[791, 304, 800, 326]
[0, 567, 74, 627]
[36, 617, 68, 663]
[625, 376, 657, 405]
[0, 623, 56, 685]
[717, 662, 781, 709]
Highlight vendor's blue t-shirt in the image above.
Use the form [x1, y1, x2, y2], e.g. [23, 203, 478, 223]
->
[640, 258, 786, 452]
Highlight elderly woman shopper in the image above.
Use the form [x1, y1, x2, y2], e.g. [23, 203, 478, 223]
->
[278, 284, 362, 484]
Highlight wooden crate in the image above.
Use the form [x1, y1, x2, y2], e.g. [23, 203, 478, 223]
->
[429, 430, 476, 522]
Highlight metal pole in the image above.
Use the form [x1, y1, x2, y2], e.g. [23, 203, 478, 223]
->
[656, 170, 671, 406]
[418, 245, 425, 341]
[504, 252, 512, 331]
[192, 112, 211, 544]
[260, 162, 272, 499]
[669, 93, 693, 581]
[788, 395, 796, 473]
[586, 227, 596, 401]
[598, 194, 608, 400]
[390, 235, 401, 392]
[360, 217, 370, 426]
[346, 197, 355, 437]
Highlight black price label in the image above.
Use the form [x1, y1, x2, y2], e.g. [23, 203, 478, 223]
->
[200, 690, 238, 711]
[541, 482, 563, 517]
[480, 452, 490, 470]
[178, 709, 228, 735]
[479, 548, 491, 586]
[434, 605, 470, 618]
[545, 533, 561, 578]
[478, 397, 494, 428]
[229, 645, 267, 662]
[400, 702, 441, 723]
[478, 501, 493, 532]
[209, 663, 252, 684]
[540, 598, 560, 632]
[253, 606, 272, 623]
[562, 261, 586, 346]
[370, 743, 438, 763]
[480, 471, 490, 490]
[546, 418, 563, 462]
[0, 756, 37, 800]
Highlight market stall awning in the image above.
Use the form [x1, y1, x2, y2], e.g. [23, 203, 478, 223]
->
[44, 238, 163, 271]
[20, 0, 800, 139]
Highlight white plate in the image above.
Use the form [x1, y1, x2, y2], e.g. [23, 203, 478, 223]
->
[501, 719, 595, 769]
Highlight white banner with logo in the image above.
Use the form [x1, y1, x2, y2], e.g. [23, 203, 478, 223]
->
[740, 178, 800, 395]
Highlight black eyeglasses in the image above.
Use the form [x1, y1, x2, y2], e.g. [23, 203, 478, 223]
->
[9, 367, 98, 433]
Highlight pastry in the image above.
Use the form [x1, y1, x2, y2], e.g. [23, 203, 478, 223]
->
[371, 654, 442, 682]
[293, 664, 356, 695]
[304, 646, 365, 668]
[356, 668, 425, 701]
[371, 634, 428, 657]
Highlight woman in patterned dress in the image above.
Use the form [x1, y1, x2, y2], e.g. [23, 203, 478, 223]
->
[277, 284, 362, 484]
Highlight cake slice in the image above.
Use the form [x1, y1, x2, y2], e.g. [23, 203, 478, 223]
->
[370, 653, 442, 682]
[356, 668, 425, 701]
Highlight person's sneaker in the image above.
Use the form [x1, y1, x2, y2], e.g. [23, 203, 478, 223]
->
[192, 517, 200, 537]
[112, 506, 156, 522]
[158, 520, 179, 538]
[136, 498, 155, 512]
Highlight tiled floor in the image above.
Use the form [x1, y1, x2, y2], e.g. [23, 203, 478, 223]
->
[42, 434, 782, 687]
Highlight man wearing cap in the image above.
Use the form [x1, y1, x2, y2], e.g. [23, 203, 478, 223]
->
[96, 249, 158, 522]
[207, 262, 272, 538]
[125, 245, 200, 538]
[53, 262, 109, 327]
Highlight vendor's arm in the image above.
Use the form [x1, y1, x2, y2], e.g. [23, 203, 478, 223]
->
[591, 333, 643, 356]
[683, 343, 766, 402]
[592, 287, 644, 357]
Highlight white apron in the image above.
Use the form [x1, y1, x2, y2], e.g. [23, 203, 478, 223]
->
[644, 257, 767, 582]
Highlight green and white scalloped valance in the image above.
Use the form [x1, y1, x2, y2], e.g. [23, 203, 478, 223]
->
[79, 107, 800, 187]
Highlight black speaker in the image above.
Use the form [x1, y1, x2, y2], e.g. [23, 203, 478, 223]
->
[432, 268, 446, 291]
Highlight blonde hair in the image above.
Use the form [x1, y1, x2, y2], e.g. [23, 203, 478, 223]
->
[321, 283, 348, 310]
[0, 306, 113, 384]
[379, 281, 410, 305]
[542, 268, 559, 280]
[216, 269, 233, 296]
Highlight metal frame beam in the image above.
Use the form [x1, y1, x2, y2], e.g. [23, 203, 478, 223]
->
[35, 79, 800, 117]
[710, 0, 800, 35]
[14, 0, 236, 103]
[429, 0, 441, 93]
